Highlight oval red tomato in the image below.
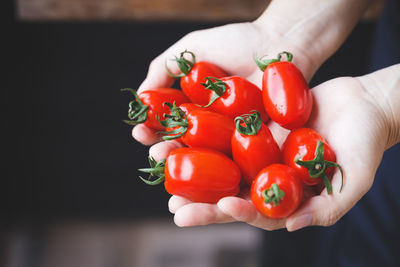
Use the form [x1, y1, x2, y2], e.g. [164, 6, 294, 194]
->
[251, 164, 303, 219]
[281, 128, 343, 193]
[160, 107, 235, 155]
[202, 76, 269, 122]
[231, 111, 280, 185]
[256, 52, 312, 129]
[138, 147, 241, 203]
[165, 147, 241, 203]
[123, 88, 189, 131]
[166, 50, 227, 105]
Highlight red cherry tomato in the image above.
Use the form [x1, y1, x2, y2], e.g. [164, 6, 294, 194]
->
[166, 51, 227, 105]
[256, 52, 312, 129]
[123, 88, 189, 131]
[164, 103, 212, 141]
[165, 147, 241, 203]
[201, 76, 269, 122]
[160, 106, 235, 155]
[231, 111, 280, 185]
[251, 164, 303, 219]
[282, 128, 343, 194]
[138, 147, 241, 203]
[178, 103, 212, 114]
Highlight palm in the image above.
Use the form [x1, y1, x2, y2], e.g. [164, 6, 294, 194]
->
[170, 76, 386, 230]
[134, 22, 387, 230]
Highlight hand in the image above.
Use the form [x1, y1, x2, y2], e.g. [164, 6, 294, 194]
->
[170, 65, 400, 231]
[131, 0, 379, 230]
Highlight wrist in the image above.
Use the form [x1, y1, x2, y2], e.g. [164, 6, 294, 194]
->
[357, 64, 400, 149]
[253, 0, 371, 80]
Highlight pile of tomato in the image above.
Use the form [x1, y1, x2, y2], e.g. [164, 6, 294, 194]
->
[124, 50, 343, 219]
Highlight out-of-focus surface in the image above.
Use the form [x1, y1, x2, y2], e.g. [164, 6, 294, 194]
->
[16, 0, 268, 22]
[15, 0, 384, 22]
[4, 221, 262, 267]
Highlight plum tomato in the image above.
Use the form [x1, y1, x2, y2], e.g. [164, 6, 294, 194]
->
[166, 50, 227, 105]
[139, 147, 241, 203]
[231, 111, 280, 185]
[281, 128, 343, 194]
[251, 164, 303, 219]
[255, 52, 312, 129]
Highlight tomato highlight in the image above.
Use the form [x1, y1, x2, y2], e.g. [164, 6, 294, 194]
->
[255, 52, 312, 129]
[282, 128, 344, 193]
[231, 111, 280, 185]
[139, 147, 241, 203]
[251, 164, 303, 219]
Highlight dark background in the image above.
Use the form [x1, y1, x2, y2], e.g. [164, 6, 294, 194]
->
[2, 1, 375, 225]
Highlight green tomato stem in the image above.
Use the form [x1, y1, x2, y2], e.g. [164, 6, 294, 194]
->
[200, 77, 227, 108]
[295, 141, 343, 194]
[138, 157, 166, 185]
[121, 88, 149, 125]
[165, 50, 196, 78]
[262, 183, 285, 206]
[254, 51, 293, 72]
[234, 111, 262, 136]
[158, 102, 188, 140]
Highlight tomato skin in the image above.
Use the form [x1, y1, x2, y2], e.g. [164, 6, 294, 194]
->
[207, 76, 268, 122]
[165, 103, 212, 141]
[164, 147, 241, 203]
[181, 110, 235, 156]
[139, 88, 189, 130]
[262, 62, 312, 129]
[282, 128, 336, 185]
[178, 103, 212, 114]
[181, 61, 227, 105]
[251, 164, 303, 219]
[232, 123, 281, 185]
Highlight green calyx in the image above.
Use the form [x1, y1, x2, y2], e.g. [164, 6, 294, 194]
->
[295, 141, 344, 194]
[234, 111, 262, 135]
[166, 50, 196, 78]
[254, 51, 293, 72]
[263, 183, 285, 206]
[200, 77, 227, 107]
[121, 88, 149, 125]
[158, 102, 189, 140]
[138, 157, 166, 185]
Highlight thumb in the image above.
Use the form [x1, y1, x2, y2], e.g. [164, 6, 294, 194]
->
[138, 49, 185, 94]
[286, 167, 374, 231]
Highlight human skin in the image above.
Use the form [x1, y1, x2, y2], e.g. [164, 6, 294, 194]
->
[170, 65, 400, 230]
[131, 0, 400, 230]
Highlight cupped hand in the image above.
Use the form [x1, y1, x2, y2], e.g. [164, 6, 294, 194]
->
[129, 0, 393, 230]
[168, 67, 396, 231]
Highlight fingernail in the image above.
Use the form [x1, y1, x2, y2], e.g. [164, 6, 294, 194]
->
[287, 214, 313, 232]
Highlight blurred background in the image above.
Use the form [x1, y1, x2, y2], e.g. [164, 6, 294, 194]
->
[2, 0, 382, 266]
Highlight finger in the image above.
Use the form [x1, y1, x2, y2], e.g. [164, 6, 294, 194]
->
[286, 167, 373, 231]
[174, 202, 234, 227]
[168, 196, 192, 214]
[149, 140, 184, 162]
[138, 56, 176, 94]
[217, 197, 286, 230]
[131, 124, 162, 145]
